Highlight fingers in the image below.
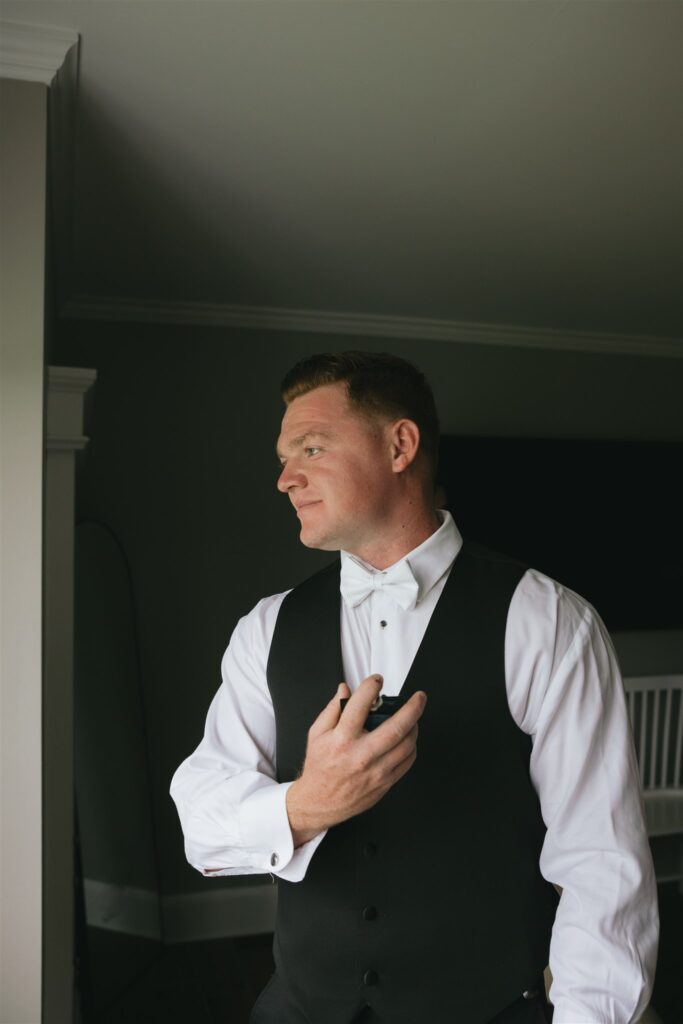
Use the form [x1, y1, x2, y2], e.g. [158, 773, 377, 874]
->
[361, 726, 419, 803]
[365, 691, 427, 754]
[308, 681, 351, 739]
[309, 679, 427, 751]
[385, 743, 418, 784]
[368, 720, 418, 770]
[336, 674, 384, 737]
[392, 691, 428, 735]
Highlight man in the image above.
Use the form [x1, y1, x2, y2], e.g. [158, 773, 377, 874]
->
[171, 351, 658, 1024]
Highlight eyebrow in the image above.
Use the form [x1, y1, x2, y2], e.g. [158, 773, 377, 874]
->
[275, 430, 334, 461]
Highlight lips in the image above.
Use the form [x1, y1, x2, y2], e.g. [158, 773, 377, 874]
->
[296, 500, 322, 512]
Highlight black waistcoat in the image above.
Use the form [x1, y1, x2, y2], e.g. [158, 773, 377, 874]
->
[266, 541, 559, 1024]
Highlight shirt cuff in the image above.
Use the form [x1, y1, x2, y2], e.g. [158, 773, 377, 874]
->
[276, 826, 328, 882]
[238, 779, 327, 881]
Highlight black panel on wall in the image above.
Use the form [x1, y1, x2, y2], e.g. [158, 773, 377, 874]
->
[437, 438, 683, 632]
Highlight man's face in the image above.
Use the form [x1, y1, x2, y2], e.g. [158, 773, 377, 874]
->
[276, 382, 395, 552]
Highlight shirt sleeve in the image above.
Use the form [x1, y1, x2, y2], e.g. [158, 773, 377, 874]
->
[169, 592, 327, 883]
[506, 570, 659, 1024]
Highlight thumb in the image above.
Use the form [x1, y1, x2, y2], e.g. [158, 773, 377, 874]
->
[308, 682, 350, 739]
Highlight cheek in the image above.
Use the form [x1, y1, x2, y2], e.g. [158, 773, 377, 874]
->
[346, 461, 390, 507]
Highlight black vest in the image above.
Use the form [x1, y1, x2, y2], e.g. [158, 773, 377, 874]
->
[266, 541, 559, 1024]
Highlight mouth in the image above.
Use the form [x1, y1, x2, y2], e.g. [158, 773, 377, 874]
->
[295, 500, 322, 513]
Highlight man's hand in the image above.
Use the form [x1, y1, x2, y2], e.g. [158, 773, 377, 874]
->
[286, 675, 427, 847]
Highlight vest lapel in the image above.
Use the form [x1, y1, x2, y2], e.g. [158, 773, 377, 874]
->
[267, 560, 344, 783]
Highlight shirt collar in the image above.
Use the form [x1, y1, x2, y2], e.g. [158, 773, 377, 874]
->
[340, 509, 462, 607]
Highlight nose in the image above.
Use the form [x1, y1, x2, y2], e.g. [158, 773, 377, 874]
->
[277, 460, 306, 493]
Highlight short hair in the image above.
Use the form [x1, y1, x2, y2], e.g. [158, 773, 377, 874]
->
[280, 351, 440, 483]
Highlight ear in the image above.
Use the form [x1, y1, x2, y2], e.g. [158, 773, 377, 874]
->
[388, 419, 421, 475]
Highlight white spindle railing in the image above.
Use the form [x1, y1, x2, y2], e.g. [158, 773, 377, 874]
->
[624, 675, 683, 791]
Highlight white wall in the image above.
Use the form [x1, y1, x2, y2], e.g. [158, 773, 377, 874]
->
[0, 78, 47, 1024]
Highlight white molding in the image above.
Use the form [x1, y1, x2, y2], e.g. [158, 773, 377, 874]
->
[83, 878, 278, 943]
[45, 435, 90, 452]
[0, 21, 79, 85]
[47, 365, 97, 394]
[162, 882, 278, 944]
[60, 295, 683, 359]
[84, 879, 162, 941]
[46, 365, 96, 452]
[623, 674, 683, 691]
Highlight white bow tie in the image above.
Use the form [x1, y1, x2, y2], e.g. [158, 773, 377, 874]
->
[340, 558, 420, 611]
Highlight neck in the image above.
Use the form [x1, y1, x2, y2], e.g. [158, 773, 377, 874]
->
[347, 502, 441, 570]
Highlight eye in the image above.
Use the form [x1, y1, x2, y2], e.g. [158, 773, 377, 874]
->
[304, 446, 322, 457]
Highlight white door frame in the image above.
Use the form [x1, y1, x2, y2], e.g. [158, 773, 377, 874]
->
[0, 21, 79, 1024]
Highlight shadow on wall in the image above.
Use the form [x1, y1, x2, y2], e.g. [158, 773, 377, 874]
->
[74, 520, 163, 1011]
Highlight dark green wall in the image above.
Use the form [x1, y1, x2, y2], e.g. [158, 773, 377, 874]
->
[55, 319, 683, 895]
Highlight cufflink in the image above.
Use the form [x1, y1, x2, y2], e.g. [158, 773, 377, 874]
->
[522, 989, 539, 1000]
[270, 852, 279, 867]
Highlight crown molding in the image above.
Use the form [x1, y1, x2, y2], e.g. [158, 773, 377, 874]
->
[47, 366, 97, 394]
[61, 294, 683, 359]
[0, 20, 79, 85]
[46, 365, 96, 452]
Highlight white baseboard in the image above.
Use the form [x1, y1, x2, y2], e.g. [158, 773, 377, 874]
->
[162, 882, 278, 944]
[83, 877, 277, 944]
[84, 878, 163, 940]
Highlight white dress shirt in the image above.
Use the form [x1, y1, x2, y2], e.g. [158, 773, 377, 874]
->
[170, 511, 658, 1024]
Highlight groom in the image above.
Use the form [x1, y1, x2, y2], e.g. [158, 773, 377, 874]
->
[171, 350, 658, 1024]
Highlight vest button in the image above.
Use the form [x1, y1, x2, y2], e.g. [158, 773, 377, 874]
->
[362, 842, 377, 859]
[362, 969, 378, 986]
[362, 905, 378, 921]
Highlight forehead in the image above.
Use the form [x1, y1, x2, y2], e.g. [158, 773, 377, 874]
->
[280, 382, 352, 433]
[276, 382, 375, 453]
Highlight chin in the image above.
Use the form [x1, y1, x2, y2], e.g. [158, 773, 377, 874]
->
[299, 527, 340, 552]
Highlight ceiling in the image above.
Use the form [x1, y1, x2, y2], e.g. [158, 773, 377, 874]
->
[3, 0, 683, 343]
